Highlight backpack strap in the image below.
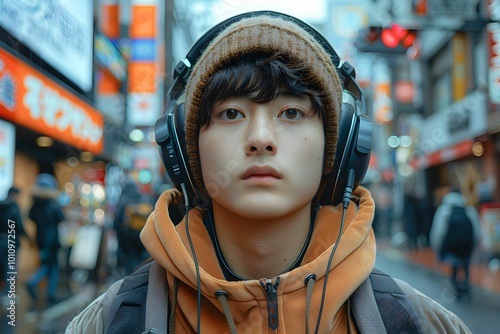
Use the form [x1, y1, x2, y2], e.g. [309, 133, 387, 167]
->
[143, 261, 168, 333]
[350, 272, 387, 334]
[102, 278, 125, 332]
[350, 268, 423, 334]
[102, 261, 170, 334]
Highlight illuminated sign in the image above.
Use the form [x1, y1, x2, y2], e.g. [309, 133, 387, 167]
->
[95, 31, 126, 83]
[127, 1, 160, 127]
[488, 23, 500, 104]
[0, 48, 104, 155]
[0, 0, 94, 91]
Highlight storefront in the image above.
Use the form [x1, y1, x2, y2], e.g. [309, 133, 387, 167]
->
[0, 43, 109, 249]
[410, 90, 490, 206]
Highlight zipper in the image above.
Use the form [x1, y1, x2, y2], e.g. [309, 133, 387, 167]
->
[259, 277, 280, 331]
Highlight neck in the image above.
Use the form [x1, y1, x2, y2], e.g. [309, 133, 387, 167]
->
[211, 202, 313, 279]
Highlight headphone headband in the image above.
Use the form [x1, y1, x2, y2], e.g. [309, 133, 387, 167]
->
[171, 11, 347, 98]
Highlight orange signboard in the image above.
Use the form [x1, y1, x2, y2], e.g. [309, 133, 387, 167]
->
[101, 4, 120, 39]
[0, 48, 104, 155]
[130, 5, 156, 38]
[374, 82, 393, 124]
[452, 33, 467, 101]
[128, 62, 156, 93]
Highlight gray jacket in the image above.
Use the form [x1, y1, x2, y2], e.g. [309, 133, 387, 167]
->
[430, 192, 482, 254]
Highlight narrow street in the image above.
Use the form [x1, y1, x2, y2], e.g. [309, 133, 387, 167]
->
[376, 246, 500, 333]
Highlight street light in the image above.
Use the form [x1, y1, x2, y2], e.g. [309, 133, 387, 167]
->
[388, 135, 414, 177]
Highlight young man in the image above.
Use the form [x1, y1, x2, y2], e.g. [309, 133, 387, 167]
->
[67, 12, 471, 333]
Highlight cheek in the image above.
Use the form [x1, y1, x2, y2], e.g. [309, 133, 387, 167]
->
[199, 131, 240, 197]
[284, 131, 324, 190]
[299, 132, 325, 168]
[199, 134, 220, 177]
[304, 135, 325, 184]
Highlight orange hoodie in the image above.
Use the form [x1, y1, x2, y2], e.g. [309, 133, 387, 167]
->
[140, 186, 376, 333]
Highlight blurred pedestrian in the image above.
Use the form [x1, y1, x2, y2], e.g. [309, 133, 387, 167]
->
[25, 173, 65, 309]
[113, 180, 151, 274]
[403, 194, 420, 252]
[430, 189, 482, 299]
[0, 186, 31, 305]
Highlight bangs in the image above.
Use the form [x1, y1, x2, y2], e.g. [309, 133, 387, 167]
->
[198, 52, 325, 127]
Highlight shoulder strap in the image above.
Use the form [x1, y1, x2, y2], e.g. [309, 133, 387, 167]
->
[350, 272, 387, 334]
[102, 278, 125, 331]
[144, 261, 168, 333]
[103, 262, 152, 333]
[351, 268, 423, 334]
[103, 261, 168, 334]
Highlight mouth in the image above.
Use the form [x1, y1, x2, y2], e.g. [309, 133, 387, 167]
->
[241, 165, 282, 180]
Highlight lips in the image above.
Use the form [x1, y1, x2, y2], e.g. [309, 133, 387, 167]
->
[241, 165, 282, 180]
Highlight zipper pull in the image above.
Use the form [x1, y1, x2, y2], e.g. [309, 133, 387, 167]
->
[260, 277, 280, 330]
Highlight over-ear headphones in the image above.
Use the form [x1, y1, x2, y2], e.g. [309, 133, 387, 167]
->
[155, 10, 372, 209]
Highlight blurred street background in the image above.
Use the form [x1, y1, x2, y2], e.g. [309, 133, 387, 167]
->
[1, 0, 500, 333]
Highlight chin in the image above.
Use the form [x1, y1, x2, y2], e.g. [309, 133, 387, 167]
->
[238, 206, 289, 220]
[231, 198, 306, 220]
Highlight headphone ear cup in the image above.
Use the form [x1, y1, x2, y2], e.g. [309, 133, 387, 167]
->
[319, 94, 372, 206]
[156, 103, 208, 210]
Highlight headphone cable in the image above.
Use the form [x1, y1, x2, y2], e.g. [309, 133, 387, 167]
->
[313, 169, 355, 334]
[181, 182, 202, 333]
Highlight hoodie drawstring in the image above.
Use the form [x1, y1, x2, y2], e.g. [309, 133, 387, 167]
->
[216, 290, 238, 334]
[168, 278, 179, 334]
[305, 274, 317, 334]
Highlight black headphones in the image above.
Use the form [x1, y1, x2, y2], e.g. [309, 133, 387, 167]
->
[155, 11, 372, 209]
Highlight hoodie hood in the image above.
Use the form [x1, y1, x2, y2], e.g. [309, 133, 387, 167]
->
[141, 187, 376, 333]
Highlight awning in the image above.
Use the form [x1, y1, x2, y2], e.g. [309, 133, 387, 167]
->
[410, 139, 474, 169]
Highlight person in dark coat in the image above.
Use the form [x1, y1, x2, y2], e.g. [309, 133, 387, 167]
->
[25, 174, 65, 308]
[430, 190, 482, 298]
[0, 186, 31, 302]
[113, 181, 151, 274]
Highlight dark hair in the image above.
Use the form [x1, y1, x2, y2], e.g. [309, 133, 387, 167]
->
[198, 52, 326, 128]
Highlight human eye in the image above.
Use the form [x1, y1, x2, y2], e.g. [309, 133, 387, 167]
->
[278, 108, 304, 120]
[218, 108, 244, 120]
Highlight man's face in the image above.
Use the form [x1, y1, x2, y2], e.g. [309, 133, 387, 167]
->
[199, 92, 325, 219]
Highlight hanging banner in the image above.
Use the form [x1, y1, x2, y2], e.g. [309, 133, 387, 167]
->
[127, 0, 160, 127]
[0, 48, 104, 155]
[373, 62, 393, 124]
[488, 22, 500, 105]
[100, 0, 120, 44]
[97, 0, 126, 126]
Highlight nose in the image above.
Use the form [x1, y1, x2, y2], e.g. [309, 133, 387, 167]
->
[244, 112, 277, 155]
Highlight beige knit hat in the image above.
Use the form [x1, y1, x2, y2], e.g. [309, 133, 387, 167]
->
[185, 13, 343, 199]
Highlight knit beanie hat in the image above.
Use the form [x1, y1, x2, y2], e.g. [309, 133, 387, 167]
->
[185, 13, 343, 199]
